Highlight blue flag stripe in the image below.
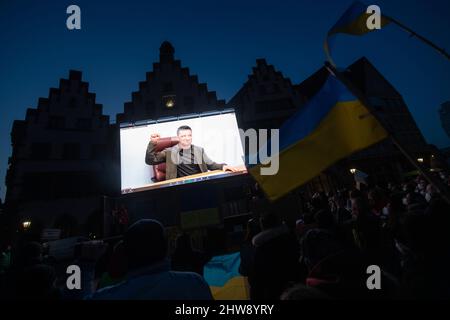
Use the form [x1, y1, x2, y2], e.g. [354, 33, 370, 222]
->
[203, 252, 241, 287]
[279, 75, 357, 151]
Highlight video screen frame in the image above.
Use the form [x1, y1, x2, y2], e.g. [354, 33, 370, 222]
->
[119, 109, 247, 194]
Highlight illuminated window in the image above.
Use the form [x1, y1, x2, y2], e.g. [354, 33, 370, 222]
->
[163, 95, 176, 108]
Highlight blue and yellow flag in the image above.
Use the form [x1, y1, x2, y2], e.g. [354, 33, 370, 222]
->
[325, 1, 390, 65]
[203, 252, 250, 300]
[249, 75, 388, 201]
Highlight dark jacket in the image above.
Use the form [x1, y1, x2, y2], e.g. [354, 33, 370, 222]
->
[88, 259, 213, 300]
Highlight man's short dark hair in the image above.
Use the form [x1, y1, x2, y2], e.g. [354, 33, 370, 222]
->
[177, 125, 192, 135]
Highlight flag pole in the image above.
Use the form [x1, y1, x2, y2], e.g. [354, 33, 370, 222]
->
[324, 61, 450, 205]
[385, 15, 450, 61]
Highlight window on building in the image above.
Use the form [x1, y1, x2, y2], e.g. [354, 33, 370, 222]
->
[258, 84, 267, 96]
[53, 172, 91, 198]
[76, 118, 92, 130]
[48, 116, 65, 129]
[162, 95, 176, 108]
[272, 84, 281, 94]
[258, 85, 267, 95]
[184, 96, 195, 111]
[162, 82, 174, 93]
[63, 143, 80, 160]
[23, 172, 52, 200]
[69, 97, 77, 108]
[30, 143, 52, 160]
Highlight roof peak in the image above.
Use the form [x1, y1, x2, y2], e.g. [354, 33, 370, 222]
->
[160, 41, 174, 63]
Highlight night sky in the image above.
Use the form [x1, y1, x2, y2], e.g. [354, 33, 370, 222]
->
[1, 0, 449, 200]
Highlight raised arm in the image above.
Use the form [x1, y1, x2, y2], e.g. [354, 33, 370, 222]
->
[145, 133, 166, 165]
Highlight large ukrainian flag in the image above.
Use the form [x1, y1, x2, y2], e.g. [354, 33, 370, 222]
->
[203, 252, 250, 300]
[325, 1, 390, 65]
[250, 75, 388, 201]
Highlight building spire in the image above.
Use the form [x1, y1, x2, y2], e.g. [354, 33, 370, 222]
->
[160, 41, 174, 63]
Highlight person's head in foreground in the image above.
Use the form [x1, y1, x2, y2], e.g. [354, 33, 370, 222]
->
[90, 219, 213, 300]
[124, 219, 168, 270]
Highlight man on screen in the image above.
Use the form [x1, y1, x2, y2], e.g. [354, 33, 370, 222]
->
[145, 125, 239, 180]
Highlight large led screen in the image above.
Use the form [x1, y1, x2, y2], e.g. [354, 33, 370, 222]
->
[119, 111, 247, 194]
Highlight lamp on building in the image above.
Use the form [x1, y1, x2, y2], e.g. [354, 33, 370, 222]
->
[417, 158, 424, 163]
[163, 95, 176, 108]
[349, 168, 356, 174]
[22, 221, 31, 230]
[166, 99, 174, 108]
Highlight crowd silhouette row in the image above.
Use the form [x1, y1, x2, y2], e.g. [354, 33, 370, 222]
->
[1, 171, 450, 300]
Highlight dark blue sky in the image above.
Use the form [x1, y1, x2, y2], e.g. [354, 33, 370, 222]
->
[1, 0, 449, 200]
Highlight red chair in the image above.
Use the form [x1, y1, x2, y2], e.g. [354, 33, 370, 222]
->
[152, 137, 179, 182]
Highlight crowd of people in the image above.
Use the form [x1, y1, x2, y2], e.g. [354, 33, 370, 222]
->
[1, 171, 450, 300]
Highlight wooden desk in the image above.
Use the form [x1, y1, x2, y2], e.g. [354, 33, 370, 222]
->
[126, 166, 248, 193]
